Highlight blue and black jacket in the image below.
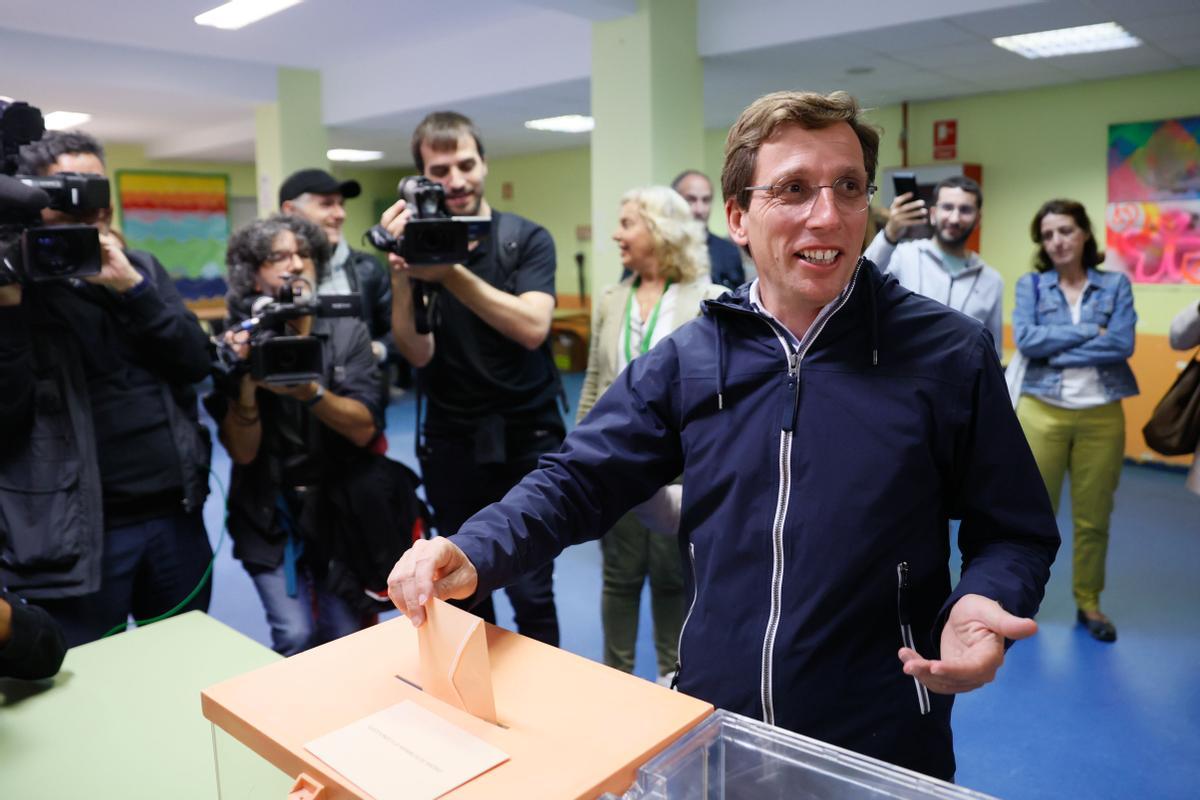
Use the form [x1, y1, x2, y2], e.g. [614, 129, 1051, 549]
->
[454, 259, 1059, 780]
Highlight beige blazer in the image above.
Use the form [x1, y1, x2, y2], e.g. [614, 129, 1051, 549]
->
[577, 277, 726, 422]
[1168, 301, 1200, 495]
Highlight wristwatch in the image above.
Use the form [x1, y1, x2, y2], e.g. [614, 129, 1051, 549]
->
[302, 384, 325, 408]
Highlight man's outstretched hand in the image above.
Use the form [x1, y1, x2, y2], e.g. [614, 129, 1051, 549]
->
[386, 537, 479, 627]
[898, 593, 1037, 694]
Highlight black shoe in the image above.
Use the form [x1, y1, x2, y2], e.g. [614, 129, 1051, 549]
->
[1077, 609, 1117, 642]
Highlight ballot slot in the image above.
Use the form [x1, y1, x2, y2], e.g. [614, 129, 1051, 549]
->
[391, 673, 512, 730]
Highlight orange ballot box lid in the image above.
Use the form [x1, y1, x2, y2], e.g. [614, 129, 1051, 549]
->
[202, 611, 714, 800]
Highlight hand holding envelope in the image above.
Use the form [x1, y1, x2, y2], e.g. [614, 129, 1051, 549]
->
[387, 537, 480, 627]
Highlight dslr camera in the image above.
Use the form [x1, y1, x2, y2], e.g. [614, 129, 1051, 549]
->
[0, 100, 106, 286]
[215, 276, 360, 386]
[365, 175, 489, 265]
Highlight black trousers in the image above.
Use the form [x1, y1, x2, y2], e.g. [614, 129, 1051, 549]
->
[419, 423, 562, 646]
[35, 510, 212, 647]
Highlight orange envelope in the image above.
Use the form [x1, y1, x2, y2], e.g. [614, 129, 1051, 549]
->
[418, 599, 498, 725]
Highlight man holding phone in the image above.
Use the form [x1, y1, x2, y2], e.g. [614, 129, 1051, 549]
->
[865, 175, 1003, 353]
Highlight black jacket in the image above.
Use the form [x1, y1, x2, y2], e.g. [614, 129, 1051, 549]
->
[0, 252, 212, 599]
[342, 247, 392, 342]
[707, 232, 745, 290]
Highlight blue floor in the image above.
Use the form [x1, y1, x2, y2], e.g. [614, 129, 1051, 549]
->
[199, 372, 1200, 799]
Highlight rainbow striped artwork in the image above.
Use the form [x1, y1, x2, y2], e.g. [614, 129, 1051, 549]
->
[116, 171, 230, 299]
[1106, 117, 1200, 284]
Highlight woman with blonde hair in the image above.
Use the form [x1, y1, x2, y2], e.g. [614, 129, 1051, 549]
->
[577, 185, 724, 683]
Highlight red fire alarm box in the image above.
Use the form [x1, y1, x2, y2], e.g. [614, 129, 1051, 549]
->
[933, 120, 957, 160]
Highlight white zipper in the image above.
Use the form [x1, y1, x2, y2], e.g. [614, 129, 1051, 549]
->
[674, 541, 699, 684]
[757, 265, 861, 726]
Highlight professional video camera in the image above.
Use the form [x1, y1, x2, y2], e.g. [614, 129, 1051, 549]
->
[364, 175, 491, 334]
[0, 100, 106, 286]
[214, 276, 361, 386]
[364, 175, 489, 265]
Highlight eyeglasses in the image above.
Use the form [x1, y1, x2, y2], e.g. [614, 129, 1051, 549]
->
[743, 176, 877, 214]
[264, 248, 311, 265]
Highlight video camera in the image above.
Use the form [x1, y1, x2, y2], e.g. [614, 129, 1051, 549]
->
[365, 175, 489, 265]
[364, 176, 491, 334]
[214, 276, 361, 386]
[0, 100, 107, 286]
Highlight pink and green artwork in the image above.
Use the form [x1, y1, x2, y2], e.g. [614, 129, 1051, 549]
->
[1106, 116, 1200, 284]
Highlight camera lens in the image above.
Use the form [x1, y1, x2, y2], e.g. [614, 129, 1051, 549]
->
[33, 234, 77, 275]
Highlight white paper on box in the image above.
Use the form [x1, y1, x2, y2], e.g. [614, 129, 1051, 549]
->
[305, 700, 508, 800]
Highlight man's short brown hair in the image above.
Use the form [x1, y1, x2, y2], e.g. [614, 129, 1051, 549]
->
[721, 90, 880, 210]
[410, 111, 486, 173]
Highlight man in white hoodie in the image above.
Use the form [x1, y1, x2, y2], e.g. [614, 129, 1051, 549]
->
[865, 175, 1003, 354]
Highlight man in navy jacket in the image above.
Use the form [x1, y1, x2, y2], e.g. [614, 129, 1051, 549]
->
[386, 91, 1058, 781]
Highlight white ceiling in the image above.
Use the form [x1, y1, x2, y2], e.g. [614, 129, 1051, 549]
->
[2, 0, 1197, 167]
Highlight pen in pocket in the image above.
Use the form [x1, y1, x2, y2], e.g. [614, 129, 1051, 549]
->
[897, 561, 931, 716]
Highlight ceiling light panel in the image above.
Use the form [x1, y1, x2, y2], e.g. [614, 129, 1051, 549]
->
[993, 22, 1141, 59]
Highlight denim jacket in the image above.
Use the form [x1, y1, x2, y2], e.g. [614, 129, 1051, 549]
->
[1013, 268, 1138, 403]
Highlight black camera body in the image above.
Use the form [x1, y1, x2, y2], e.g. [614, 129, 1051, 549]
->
[216, 277, 361, 386]
[9, 224, 102, 283]
[364, 175, 489, 265]
[19, 173, 111, 215]
[0, 100, 105, 286]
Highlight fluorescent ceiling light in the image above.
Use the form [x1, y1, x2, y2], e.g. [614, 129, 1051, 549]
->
[993, 22, 1141, 59]
[524, 115, 594, 134]
[327, 149, 384, 162]
[44, 111, 92, 130]
[195, 0, 303, 31]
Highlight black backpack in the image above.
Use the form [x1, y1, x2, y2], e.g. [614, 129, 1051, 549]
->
[318, 453, 431, 614]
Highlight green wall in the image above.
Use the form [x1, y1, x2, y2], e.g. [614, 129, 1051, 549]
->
[486, 146, 593, 297]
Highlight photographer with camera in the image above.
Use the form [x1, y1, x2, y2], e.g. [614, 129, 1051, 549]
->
[0, 127, 214, 647]
[377, 112, 562, 645]
[209, 214, 383, 656]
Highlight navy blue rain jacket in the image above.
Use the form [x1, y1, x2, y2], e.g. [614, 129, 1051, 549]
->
[453, 260, 1059, 780]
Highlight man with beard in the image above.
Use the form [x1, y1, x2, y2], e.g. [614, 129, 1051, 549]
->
[378, 111, 563, 645]
[865, 176, 1003, 353]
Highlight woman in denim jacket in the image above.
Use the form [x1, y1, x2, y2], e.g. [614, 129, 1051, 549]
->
[1012, 199, 1137, 643]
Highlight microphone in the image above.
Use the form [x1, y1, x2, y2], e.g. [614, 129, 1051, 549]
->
[0, 174, 50, 214]
[234, 295, 276, 332]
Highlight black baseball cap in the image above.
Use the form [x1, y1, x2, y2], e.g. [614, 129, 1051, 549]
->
[278, 169, 361, 206]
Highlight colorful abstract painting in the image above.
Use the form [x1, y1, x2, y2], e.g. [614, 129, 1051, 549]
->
[116, 171, 230, 299]
[1106, 117, 1200, 284]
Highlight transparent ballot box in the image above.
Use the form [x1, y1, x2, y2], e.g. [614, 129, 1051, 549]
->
[607, 710, 997, 800]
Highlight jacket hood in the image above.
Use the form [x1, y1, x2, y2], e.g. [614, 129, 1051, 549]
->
[699, 258, 898, 410]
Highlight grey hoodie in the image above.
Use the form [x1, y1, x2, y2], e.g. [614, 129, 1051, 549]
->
[865, 231, 1004, 353]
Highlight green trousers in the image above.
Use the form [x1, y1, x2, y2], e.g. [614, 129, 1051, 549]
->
[600, 511, 684, 676]
[1016, 395, 1125, 612]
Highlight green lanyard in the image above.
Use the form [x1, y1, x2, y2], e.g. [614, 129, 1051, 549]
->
[623, 278, 673, 363]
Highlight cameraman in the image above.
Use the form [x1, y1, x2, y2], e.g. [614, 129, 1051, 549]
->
[379, 112, 562, 645]
[0, 131, 213, 647]
[210, 214, 382, 656]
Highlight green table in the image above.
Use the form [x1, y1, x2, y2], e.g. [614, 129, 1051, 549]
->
[0, 611, 292, 799]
